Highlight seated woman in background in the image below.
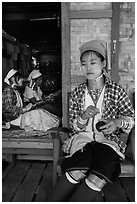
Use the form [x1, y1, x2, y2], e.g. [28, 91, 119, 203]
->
[2, 69, 60, 131]
[24, 69, 43, 104]
[24, 69, 62, 117]
[2, 69, 32, 126]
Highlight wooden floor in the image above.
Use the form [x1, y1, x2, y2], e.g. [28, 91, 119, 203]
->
[2, 160, 135, 202]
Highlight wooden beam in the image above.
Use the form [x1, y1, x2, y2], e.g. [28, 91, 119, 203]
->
[110, 3, 120, 82]
[70, 10, 112, 19]
[2, 141, 53, 149]
[3, 12, 56, 21]
[2, 147, 53, 155]
[17, 155, 53, 161]
[61, 3, 71, 128]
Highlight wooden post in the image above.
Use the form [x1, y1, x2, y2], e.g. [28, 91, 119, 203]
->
[52, 134, 61, 186]
[111, 2, 120, 82]
[61, 3, 71, 128]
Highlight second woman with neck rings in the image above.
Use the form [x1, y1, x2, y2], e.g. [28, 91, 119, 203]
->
[24, 69, 43, 104]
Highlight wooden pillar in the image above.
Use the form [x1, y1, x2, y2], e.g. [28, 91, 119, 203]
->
[111, 2, 120, 82]
[53, 136, 61, 186]
[61, 3, 71, 128]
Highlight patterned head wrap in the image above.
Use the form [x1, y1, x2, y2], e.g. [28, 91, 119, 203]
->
[28, 69, 42, 87]
[79, 40, 107, 60]
[4, 69, 18, 85]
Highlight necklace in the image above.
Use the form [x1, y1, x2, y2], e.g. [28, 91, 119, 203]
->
[88, 74, 105, 104]
[88, 74, 105, 90]
[88, 88, 104, 104]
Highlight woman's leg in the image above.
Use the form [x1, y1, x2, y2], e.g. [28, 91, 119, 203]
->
[47, 173, 77, 202]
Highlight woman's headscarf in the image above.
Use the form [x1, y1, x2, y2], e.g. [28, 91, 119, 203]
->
[4, 69, 18, 85]
[79, 40, 111, 78]
[79, 40, 107, 60]
[28, 70, 42, 87]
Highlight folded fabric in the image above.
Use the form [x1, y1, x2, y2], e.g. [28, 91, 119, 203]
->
[20, 108, 60, 132]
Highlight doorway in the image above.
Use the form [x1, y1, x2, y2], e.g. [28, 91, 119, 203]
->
[2, 2, 62, 116]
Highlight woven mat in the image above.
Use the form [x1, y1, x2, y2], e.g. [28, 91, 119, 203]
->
[2, 128, 52, 139]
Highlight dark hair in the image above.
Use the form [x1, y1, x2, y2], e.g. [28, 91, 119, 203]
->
[80, 50, 105, 62]
[14, 72, 23, 82]
[9, 72, 23, 84]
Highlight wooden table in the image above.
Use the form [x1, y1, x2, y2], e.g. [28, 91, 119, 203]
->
[2, 128, 61, 186]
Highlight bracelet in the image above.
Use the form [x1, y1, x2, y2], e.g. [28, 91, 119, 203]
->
[78, 116, 88, 125]
[22, 108, 27, 113]
[120, 119, 129, 129]
[120, 119, 124, 128]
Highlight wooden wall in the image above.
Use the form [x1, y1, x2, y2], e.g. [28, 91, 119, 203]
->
[61, 2, 135, 126]
[119, 2, 135, 99]
[70, 2, 112, 89]
[2, 32, 31, 85]
[69, 2, 135, 97]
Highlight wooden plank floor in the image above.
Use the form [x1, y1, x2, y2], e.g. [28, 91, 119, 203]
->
[2, 160, 135, 202]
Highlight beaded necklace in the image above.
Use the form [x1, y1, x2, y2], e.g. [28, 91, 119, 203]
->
[88, 74, 105, 104]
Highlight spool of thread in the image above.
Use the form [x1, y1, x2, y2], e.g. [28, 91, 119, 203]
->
[96, 121, 106, 132]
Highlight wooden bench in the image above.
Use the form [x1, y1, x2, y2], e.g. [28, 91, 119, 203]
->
[2, 126, 135, 187]
[119, 128, 135, 177]
[2, 127, 61, 186]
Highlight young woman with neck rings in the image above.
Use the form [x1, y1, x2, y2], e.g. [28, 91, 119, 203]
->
[47, 40, 134, 202]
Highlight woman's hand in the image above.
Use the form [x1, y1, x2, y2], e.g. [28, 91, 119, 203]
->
[100, 118, 122, 134]
[24, 103, 33, 112]
[82, 105, 100, 120]
[43, 94, 54, 102]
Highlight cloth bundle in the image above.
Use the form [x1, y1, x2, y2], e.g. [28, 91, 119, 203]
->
[20, 109, 60, 132]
